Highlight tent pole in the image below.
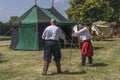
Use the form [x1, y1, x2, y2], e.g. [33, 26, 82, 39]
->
[61, 26, 81, 71]
[35, 0, 37, 5]
[52, 0, 54, 8]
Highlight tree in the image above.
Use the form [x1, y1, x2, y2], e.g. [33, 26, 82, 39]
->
[7, 16, 18, 25]
[107, 0, 120, 23]
[0, 16, 18, 35]
[66, 0, 114, 22]
[0, 22, 7, 35]
[5, 16, 18, 35]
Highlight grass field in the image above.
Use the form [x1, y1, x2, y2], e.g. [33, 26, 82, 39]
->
[0, 38, 120, 80]
[0, 36, 11, 41]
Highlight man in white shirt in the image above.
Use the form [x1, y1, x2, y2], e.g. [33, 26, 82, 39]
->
[73, 23, 94, 66]
[42, 19, 67, 75]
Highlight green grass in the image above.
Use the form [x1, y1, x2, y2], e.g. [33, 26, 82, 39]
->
[0, 38, 120, 80]
[0, 36, 11, 41]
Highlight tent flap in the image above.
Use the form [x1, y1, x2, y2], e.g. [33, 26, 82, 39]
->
[15, 24, 39, 50]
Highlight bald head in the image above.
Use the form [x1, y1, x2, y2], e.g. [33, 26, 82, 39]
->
[50, 19, 56, 25]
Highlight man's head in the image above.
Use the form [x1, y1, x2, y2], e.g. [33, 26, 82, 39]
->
[50, 19, 56, 25]
[78, 23, 84, 29]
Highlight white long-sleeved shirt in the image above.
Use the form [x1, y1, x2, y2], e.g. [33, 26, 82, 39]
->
[42, 25, 65, 40]
[74, 27, 91, 42]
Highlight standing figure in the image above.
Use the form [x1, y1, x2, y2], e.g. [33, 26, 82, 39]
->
[73, 23, 94, 66]
[42, 19, 67, 75]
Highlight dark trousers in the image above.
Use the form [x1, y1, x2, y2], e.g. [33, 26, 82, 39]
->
[81, 56, 92, 65]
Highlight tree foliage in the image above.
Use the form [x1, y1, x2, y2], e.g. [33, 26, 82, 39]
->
[107, 0, 120, 22]
[0, 22, 8, 35]
[66, 0, 120, 22]
[0, 16, 18, 35]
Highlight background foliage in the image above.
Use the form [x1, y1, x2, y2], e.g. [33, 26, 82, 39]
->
[66, 0, 120, 23]
[0, 16, 18, 35]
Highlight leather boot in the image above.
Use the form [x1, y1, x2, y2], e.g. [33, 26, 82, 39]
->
[42, 61, 49, 75]
[55, 61, 62, 73]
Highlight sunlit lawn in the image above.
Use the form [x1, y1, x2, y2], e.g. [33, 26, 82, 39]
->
[0, 38, 120, 80]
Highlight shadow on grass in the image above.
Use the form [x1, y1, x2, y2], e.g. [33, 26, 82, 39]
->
[50, 70, 86, 75]
[0, 60, 8, 63]
[0, 53, 8, 63]
[90, 62, 108, 67]
[102, 39, 115, 41]
[93, 47, 104, 50]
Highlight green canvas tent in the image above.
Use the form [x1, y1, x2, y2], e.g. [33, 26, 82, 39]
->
[10, 5, 77, 50]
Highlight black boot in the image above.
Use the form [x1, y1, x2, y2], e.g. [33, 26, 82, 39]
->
[55, 61, 62, 73]
[42, 61, 49, 76]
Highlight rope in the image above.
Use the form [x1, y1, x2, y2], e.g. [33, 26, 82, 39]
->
[60, 27, 83, 72]
[1, 27, 14, 37]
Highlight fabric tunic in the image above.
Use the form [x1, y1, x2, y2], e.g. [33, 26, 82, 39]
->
[42, 25, 65, 40]
[74, 27, 93, 56]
